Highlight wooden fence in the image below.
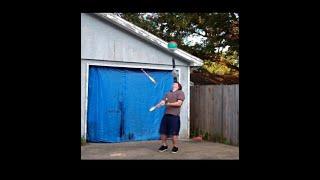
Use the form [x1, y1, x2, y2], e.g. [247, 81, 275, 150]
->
[190, 85, 239, 146]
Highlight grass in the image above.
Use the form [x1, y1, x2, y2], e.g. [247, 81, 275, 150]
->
[81, 136, 86, 146]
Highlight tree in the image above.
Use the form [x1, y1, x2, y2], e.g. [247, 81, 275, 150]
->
[118, 13, 239, 84]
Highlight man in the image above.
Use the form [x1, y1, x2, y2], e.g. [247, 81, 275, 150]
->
[155, 82, 185, 153]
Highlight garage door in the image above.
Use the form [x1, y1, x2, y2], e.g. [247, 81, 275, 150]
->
[87, 66, 173, 142]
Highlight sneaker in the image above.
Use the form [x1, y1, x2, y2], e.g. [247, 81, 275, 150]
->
[158, 145, 168, 152]
[171, 146, 178, 153]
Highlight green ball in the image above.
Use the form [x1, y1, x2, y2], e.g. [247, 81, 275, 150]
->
[168, 41, 177, 50]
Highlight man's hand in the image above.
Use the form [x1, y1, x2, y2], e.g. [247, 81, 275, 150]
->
[156, 100, 165, 108]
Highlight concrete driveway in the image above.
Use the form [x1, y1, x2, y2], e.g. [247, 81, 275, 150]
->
[81, 140, 239, 160]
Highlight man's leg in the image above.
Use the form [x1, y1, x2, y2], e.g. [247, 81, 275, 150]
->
[171, 135, 179, 153]
[172, 135, 178, 147]
[158, 134, 168, 152]
[161, 134, 167, 146]
[172, 116, 180, 148]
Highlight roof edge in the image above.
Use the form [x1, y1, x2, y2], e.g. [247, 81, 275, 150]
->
[93, 13, 203, 66]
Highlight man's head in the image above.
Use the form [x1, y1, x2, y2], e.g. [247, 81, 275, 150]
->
[172, 82, 182, 92]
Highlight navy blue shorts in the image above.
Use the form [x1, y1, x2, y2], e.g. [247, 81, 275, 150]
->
[159, 114, 180, 136]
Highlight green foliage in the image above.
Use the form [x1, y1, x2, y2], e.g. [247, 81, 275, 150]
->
[81, 136, 86, 146]
[119, 13, 239, 58]
[119, 13, 239, 83]
[201, 50, 239, 76]
[202, 60, 231, 75]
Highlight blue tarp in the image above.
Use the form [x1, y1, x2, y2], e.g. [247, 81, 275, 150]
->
[87, 66, 173, 142]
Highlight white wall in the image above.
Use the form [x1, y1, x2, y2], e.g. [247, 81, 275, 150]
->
[81, 13, 186, 66]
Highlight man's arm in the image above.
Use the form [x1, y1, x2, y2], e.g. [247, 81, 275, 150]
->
[155, 93, 168, 108]
[166, 100, 183, 107]
[156, 100, 166, 108]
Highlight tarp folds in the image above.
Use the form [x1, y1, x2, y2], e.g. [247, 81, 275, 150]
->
[87, 66, 173, 142]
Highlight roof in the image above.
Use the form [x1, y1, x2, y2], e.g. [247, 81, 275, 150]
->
[93, 13, 203, 66]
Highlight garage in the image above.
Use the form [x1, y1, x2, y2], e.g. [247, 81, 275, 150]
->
[87, 66, 173, 142]
[81, 13, 203, 142]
